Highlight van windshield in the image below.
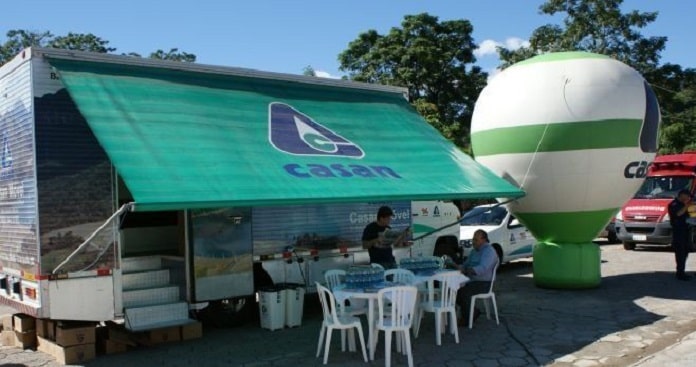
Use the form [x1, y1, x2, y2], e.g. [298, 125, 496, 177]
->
[633, 176, 693, 199]
[460, 206, 507, 225]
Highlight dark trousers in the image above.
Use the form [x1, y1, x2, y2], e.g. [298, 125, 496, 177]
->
[456, 281, 491, 321]
[674, 240, 690, 276]
[673, 227, 690, 275]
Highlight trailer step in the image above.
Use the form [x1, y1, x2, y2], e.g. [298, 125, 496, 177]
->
[123, 285, 180, 308]
[122, 255, 163, 273]
[123, 269, 170, 290]
[124, 302, 190, 331]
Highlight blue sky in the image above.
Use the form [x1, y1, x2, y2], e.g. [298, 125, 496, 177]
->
[1, 0, 693, 78]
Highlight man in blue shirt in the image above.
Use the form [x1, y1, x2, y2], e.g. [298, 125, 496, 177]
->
[668, 189, 692, 281]
[456, 229, 498, 327]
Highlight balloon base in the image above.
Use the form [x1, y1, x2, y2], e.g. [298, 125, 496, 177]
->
[533, 242, 600, 289]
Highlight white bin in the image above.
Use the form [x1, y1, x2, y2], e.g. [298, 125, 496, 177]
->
[282, 283, 305, 328]
[258, 286, 286, 331]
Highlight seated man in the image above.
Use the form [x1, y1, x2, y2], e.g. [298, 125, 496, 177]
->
[456, 229, 497, 327]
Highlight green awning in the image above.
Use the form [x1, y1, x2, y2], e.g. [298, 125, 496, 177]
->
[46, 52, 524, 211]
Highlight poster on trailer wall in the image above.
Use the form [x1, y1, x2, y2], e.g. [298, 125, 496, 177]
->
[252, 201, 411, 255]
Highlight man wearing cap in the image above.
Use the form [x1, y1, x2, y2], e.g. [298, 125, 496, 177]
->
[668, 189, 693, 281]
[362, 206, 410, 269]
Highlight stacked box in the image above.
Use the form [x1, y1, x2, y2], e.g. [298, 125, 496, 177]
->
[1, 313, 13, 331]
[0, 330, 14, 346]
[37, 336, 95, 365]
[13, 314, 35, 332]
[95, 324, 132, 355]
[10, 313, 36, 349]
[143, 326, 181, 345]
[180, 321, 203, 340]
[37, 322, 96, 364]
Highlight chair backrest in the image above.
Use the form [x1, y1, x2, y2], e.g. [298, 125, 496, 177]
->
[315, 282, 341, 325]
[377, 286, 418, 329]
[324, 269, 346, 290]
[486, 261, 500, 294]
[384, 268, 415, 284]
[431, 271, 462, 308]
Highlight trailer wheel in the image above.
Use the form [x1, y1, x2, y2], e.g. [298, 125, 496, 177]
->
[623, 241, 636, 251]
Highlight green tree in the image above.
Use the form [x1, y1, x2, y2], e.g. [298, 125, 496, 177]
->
[302, 65, 316, 77]
[654, 66, 696, 153]
[498, 0, 666, 75]
[149, 48, 196, 62]
[47, 32, 115, 53]
[0, 30, 53, 64]
[0, 30, 197, 66]
[338, 13, 487, 147]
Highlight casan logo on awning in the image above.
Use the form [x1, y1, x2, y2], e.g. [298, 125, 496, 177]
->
[268, 102, 402, 179]
[268, 102, 364, 158]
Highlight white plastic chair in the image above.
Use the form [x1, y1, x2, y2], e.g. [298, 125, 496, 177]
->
[315, 282, 368, 364]
[413, 271, 460, 345]
[324, 270, 368, 315]
[374, 286, 418, 367]
[469, 262, 500, 329]
[324, 269, 368, 351]
[384, 268, 415, 284]
[325, 269, 346, 290]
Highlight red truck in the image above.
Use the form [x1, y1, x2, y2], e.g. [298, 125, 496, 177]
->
[615, 152, 696, 250]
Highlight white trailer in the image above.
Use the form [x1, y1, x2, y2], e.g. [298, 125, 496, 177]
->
[0, 47, 523, 331]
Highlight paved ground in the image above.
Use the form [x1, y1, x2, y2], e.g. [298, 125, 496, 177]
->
[3, 241, 696, 366]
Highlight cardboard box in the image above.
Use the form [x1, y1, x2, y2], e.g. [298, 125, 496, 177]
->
[55, 324, 96, 347]
[146, 326, 181, 344]
[180, 321, 203, 340]
[0, 330, 14, 346]
[37, 336, 95, 365]
[13, 330, 37, 349]
[97, 338, 128, 355]
[106, 326, 137, 346]
[1, 313, 13, 331]
[13, 313, 35, 332]
[46, 319, 56, 340]
[36, 318, 48, 338]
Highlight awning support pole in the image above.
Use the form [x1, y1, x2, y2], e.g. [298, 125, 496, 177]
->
[52, 202, 134, 274]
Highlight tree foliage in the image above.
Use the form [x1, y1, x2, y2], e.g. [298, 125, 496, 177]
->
[0, 29, 195, 66]
[497, 0, 696, 154]
[148, 48, 196, 62]
[498, 0, 666, 75]
[47, 32, 115, 53]
[0, 29, 53, 64]
[338, 13, 487, 147]
[302, 65, 316, 76]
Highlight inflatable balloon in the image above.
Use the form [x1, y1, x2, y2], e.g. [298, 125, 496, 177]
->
[471, 51, 661, 288]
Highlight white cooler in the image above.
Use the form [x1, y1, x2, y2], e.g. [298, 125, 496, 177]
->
[283, 283, 305, 327]
[258, 286, 286, 331]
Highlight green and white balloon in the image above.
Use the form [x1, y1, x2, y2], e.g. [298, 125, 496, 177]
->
[471, 52, 660, 288]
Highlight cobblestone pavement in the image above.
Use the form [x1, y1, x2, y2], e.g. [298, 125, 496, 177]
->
[2, 242, 696, 366]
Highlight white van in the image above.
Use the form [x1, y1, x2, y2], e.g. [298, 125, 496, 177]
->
[459, 204, 535, 264]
